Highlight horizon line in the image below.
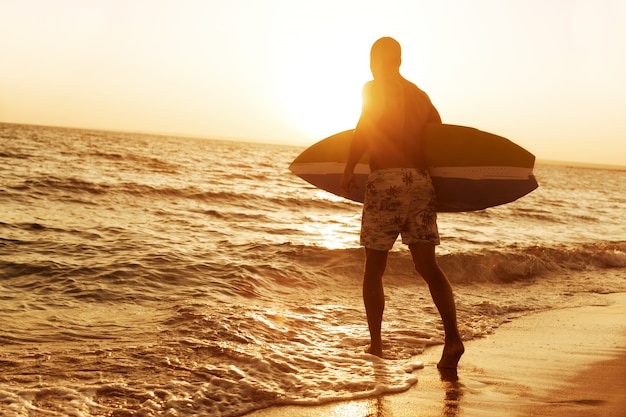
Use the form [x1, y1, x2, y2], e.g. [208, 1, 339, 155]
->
[2, 120, 624, 171]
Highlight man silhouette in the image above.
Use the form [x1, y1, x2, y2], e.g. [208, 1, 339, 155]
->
[341, 37, 464, 368]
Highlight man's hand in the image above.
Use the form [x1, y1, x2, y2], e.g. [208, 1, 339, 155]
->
[341, 171, 357, 193]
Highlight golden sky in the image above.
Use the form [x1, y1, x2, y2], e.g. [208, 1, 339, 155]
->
[1, 0, 625, 165]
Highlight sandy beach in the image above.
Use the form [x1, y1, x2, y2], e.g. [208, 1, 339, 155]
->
[247, 292, 626, 417]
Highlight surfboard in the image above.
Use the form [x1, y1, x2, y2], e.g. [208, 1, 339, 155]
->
[289, 124, 538, 212]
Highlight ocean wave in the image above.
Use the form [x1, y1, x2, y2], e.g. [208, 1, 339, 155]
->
[436, 242, 626, 284]
[2, 237, 624, 296]
[5, 175, 294, 208]
[260, 241, 626, 288]
[85, 150, 181, 173]
[16, 177, 112, 196]
[0, 151, 30, 160]
[3, 183, 349, 225]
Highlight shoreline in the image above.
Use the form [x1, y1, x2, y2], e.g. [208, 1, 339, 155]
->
[246, 292, 626, 417]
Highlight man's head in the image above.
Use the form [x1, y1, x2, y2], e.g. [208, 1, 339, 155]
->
[370, 37, 402, 79]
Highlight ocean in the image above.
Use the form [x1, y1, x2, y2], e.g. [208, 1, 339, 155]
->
[1, 122, 625, 416]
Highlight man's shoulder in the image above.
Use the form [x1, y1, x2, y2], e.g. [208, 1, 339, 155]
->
[362, 80, 378, 94]
[401, 78, 431, 102]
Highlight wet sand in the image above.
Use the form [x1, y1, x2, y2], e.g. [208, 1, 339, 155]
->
[246, 292, 626, 417]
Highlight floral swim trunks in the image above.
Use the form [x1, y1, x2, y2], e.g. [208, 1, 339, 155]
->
[360, 168, 440, 251]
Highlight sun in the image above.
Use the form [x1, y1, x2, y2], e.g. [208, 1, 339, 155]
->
[271, 35, 372, 141]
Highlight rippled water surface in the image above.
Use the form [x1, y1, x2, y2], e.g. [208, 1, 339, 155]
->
[1, 123, 625, 416]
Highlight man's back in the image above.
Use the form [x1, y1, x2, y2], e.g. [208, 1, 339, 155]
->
[362, 76, 439, 171]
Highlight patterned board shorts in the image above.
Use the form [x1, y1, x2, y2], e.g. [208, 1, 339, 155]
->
[360, 168, 440, 251]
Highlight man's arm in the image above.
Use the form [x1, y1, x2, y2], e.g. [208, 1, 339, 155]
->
[341, 123, 368, 193]
[341, 82, 376, 192]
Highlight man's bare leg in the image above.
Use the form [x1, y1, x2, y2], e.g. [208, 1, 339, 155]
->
[363, 248, 388, 357]
[410, 243, 465, 368]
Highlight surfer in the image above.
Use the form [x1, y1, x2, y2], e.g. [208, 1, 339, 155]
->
[341, 37, 464, 368]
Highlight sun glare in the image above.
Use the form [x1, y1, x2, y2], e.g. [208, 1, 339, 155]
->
[270, 24, 372, 141]
[276, 48, 367, 140]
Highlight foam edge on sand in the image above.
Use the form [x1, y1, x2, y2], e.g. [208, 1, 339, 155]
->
[246, 292, 626, 417]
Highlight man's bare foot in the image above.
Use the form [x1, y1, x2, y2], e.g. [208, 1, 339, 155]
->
[365, 344, 383, 358]
[437, 342, 464, 369]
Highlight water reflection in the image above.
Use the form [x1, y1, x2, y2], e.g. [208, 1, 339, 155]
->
[439, 368, 463, 416]
[329, 397, 384, 416]
[324, 368, 463, 416]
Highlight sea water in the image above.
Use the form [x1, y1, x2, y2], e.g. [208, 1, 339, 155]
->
[1, 123, 625, 416]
